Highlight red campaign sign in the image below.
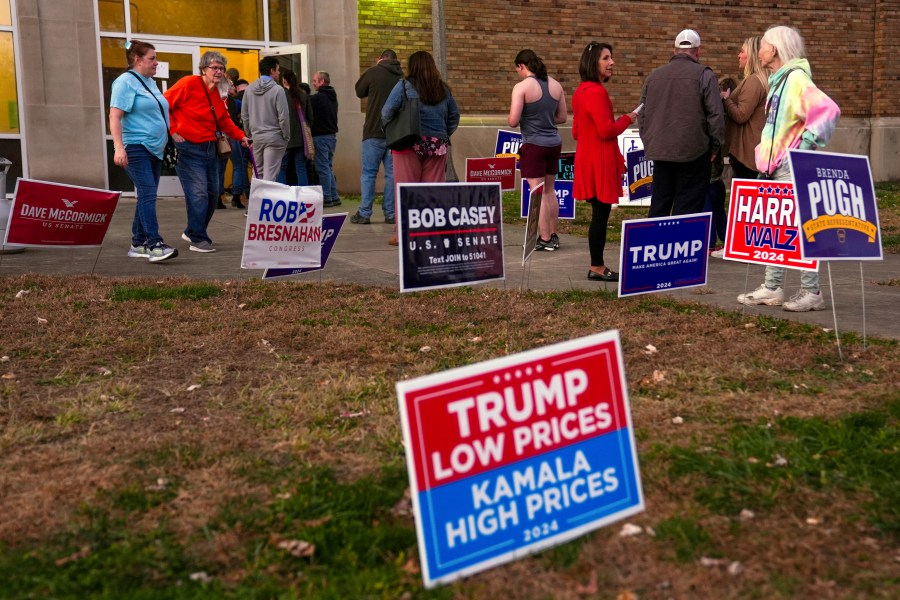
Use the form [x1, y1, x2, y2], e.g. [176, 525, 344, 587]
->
[723, 178, 818, 271]
[399, 332, 630, 493]
[465, 156, 517, 191]
[5, 179, 120, 247]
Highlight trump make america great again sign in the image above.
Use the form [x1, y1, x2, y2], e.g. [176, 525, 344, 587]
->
[397, 331, 644, 588]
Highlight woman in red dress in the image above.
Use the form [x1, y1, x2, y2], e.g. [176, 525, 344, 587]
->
[572, 42, 638, 282]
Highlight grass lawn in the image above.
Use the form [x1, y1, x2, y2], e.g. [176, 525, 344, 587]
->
[1, 274, 897, 599]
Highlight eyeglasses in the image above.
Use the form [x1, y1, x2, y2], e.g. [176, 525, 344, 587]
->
[205, 66, 225, 72]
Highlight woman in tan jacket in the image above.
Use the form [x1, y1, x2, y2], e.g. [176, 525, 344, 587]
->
[722, 36, 768, 179]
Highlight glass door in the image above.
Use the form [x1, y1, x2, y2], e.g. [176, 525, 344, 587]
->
[260, 44, 310, 86]
[153, 44, 199, 196]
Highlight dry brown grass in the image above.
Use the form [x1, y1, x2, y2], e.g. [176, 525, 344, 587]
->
[1, 275, 897, 598]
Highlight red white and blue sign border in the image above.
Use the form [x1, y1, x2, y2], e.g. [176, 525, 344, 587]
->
[396, 331, 644, 588]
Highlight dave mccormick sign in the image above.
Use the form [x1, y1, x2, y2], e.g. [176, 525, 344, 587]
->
[5, 179, 120, 247]
[397, 331, 644, 588]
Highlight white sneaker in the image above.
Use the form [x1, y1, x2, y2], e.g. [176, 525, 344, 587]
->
[711, 248, 725, 258]
[181, 233, 192, 243]
[147, 242, 178, 263]
[783, 289, 826, 312]
[737, 284, 784, 306]
[189, 240, 216, 253]
[127, 245, 149, 258]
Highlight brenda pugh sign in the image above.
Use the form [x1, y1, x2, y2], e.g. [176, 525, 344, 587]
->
[465, 156, 516, 191]
[398, 183, 504, 292]
[4, 179, 120, 247]
[262, 213, 346, 279]
[619, 213, 711, 297]
[626, 149, 653, 202]
[397, 330, 643, 588]
[723, 179, 817, 271]
[494, 129, 522, 164]
[241, 179, 323, 269]
[788, 150, 883, 260]
[520, 179, 575, 220]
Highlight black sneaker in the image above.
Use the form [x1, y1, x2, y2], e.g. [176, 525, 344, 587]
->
[535, 237, 555, 252]
[385, 216, 396, 225]
[350, 212, 370, 224]
[550, 233, 560, 250]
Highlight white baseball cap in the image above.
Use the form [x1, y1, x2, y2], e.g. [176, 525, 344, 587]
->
[675, 29, 701, 48]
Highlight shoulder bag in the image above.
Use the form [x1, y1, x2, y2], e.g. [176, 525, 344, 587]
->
[200, 77, 233, 159]
[126, 71, 178, 169]
[384, 80, 421, 151]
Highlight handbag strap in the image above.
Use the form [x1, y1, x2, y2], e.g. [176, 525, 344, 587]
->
[199, 76, 223, 135]
[126, 70, 168, 128]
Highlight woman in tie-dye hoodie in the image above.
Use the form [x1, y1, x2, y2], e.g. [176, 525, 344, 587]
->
[739, 25, 841, 313]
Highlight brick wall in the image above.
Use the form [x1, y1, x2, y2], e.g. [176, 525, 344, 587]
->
[359, 0, 897, 120]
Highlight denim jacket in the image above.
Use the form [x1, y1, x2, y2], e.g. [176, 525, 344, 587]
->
[382, 79, 460, 142]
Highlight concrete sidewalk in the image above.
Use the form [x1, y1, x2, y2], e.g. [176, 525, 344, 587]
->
[2, 196, 897, 340]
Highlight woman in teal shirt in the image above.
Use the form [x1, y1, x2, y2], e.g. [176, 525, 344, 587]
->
[109, 40, 177, 263]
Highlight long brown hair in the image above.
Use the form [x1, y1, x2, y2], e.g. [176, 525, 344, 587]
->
[281, 69, 307, 109]
[406, 51, 449, 105]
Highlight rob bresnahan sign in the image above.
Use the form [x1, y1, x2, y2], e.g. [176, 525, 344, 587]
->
[397, 331, 644, 588]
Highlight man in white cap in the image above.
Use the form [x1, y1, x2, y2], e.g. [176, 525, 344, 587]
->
[639, 29, 724, 217]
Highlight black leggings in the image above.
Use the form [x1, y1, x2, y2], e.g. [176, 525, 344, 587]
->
[729, 155, 758, 180]
[587, 199, 612, 267]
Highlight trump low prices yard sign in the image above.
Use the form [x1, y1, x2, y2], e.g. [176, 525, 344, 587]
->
[397, 331, 644, 588]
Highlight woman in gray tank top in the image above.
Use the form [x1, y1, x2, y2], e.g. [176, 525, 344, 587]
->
[508, 49, 568, 251]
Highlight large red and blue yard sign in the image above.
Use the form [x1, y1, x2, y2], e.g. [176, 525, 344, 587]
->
[396, 331, 644, 588]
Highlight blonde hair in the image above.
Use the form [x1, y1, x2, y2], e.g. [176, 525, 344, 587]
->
[743, 36, 767, 78]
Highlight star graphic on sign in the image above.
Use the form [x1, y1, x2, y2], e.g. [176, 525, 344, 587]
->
[758, 186, 767, 194]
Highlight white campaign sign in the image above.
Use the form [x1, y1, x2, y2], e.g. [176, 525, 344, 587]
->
[241, 178, 323, 269]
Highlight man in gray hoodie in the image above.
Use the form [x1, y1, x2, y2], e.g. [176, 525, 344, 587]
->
[242, 57, 290, 181]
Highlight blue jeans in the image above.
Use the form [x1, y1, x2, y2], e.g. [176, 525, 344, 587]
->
[703, 179, 727, 246]
[217, 156, 228, 196]
[277, 148, 309, 186]
[125, 144, 163, 247]
[175, 140, 218, 244]
[359, 137, 394, 218]
[230, 139, 249, 196]
[764, 162, 819, 292]
[313, 134, 338, 200]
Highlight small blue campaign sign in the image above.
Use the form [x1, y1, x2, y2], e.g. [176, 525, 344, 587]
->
[788, 150, 883, 261]
[625, 149, 653, 203]
[520, 179, 575, 220]
[397, 330, 644, 588]
[262, 213, 347, 279]
[494, 129, 523, 169]
[619, 213, 711, 297]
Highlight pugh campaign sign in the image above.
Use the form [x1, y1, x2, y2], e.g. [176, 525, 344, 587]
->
[788, 150, 883, 260]
[397, 331, 644, 588]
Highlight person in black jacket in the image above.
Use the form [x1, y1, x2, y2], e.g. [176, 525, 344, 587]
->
[310, 70, 340, 207]
[352, 50, 403, 224]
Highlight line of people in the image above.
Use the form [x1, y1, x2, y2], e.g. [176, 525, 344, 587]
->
[112, 31, 839, 314]
[507, 26, 838, 312]
[110, 46, 339, 259]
